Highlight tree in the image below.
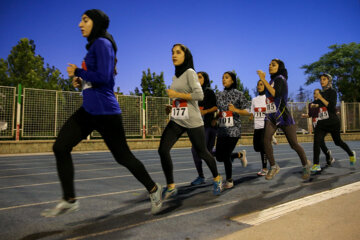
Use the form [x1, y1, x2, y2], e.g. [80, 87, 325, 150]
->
[232, 70, 252, 101]
[0, 38, 74, 91]
[133, 68, 167, 97]
[301, 42, 360, 102]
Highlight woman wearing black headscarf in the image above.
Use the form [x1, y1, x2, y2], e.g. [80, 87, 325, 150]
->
[311, 74, 356, 172]
[250, 80, 269, 176]
[189, 71, 218, 186]
[42, 9, 162, 217]
[257, 59, 311, 180]
[215, 71, 251, 189]
[159, 44, 223, 199]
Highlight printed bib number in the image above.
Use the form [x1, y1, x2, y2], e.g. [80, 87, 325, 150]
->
[266, 97, 277, 113]
[318, 107, 329, 120]
[171, 99, 189, 119]
[254, 107, 266, 118]
[218, 111, 234, 127]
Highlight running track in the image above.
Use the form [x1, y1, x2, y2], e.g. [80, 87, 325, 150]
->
[0, 141, 359, 240]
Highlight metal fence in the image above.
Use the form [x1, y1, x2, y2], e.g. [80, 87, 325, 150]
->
[0, 86, 16, 138]
[1, 85, 359, 140]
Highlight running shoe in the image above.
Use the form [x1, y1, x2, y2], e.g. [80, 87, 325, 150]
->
[240, 150, 248, 167]
[223, 180, 234, 189]
[213, 176, 223, 196]
[302, 160, 311, 180]
[311, 164, 321, 172]
[41, 199, 79, 218]
[191, 176, 205, 186]
[257, 168, 268, 176]
[162, 186, 178, 200]
[326, 150, 335, 166]
[265, 164, 280, 180]
[150, 183, 163, 215]
[350, 151, 356, 166]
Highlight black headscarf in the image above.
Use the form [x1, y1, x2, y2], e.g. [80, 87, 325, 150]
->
[270, 58, 288, 80]
[257, 80, 265, 95]
[173, 44, 194, 78]
[198, 71, 210, 91]
[223, 71, 237, 91]
[84, 9, 117, 53]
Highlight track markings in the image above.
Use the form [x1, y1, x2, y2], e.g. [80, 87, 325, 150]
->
[231, 181, 360, 226]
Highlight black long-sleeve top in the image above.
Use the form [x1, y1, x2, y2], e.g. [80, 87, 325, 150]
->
[199, 88, 217, 128]
[313, 88, 339, 126]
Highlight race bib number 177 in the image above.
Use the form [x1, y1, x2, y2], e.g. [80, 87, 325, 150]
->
[171, 99, 189, 119]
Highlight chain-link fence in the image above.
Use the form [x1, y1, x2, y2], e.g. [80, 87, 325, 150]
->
[0, 86, 16, 138]
[345, 102, 360, 132]
[146, 96, 170, 136]
[1, 85, 360, 140]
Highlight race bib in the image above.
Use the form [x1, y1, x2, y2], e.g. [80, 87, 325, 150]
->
[318, 107, 329, 120]
[171, 99, 189, 119]
[218, 111, 234, 127]
[254, 107, 266, 118]
[312, 117, 318, 128]
[266, 97, 277, 113]
[80, 61, 92, 90]
[82, 80, 92, 90]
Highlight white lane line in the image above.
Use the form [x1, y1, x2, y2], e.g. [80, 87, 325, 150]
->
[0, 181, 193, 211]
[0, 157, 352, 189]
[231, 181, 360, 226]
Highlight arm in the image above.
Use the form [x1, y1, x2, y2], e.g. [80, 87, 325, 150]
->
[230, 106, 252, 116]
[202, 106, 218, 116]
[74, 39, 115, 85]
[202, 90, 217, 115]
[167, 70, 203, 100]
[257, 70, 275, 97]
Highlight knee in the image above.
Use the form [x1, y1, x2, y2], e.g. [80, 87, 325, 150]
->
[53, 141, 71, 155]
[158, 145, 169, 157]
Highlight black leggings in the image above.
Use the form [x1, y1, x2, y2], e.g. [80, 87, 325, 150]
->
[158, 121, 219, 184]
[215, 136, 239, 181]
[313, 121, 353, 164]
[264, 120, 308, 166]
[253, 128, 267, 169]
[53, 107, 156, 201]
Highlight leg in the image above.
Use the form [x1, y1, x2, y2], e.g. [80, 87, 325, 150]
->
[329, 122, 353, 156]
[215, 136, 239, 181]
[53, 108, 93, 201]
[281, 124, 308, 166]
[191, 143, 204, 179]
[187, 126, 219, 178]
[158, 121, 186, 185]
[263, 121, 277, 166]
[96, 114, 156, 192]
[313, 126, 327, 165]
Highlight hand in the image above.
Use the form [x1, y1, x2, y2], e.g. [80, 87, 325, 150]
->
[228, 104, 236, 112]
[257, 70, 266, 81]
[310, 103, 319, 108]
[165, 104, 172, 115]
[67, 63, 77, 77]
[166, 89, 178, 99]
[313, 91, 322, 100]
[72, 77, 82, 88]
[249, 113, 254, 121]
[301, 113, 309, 118]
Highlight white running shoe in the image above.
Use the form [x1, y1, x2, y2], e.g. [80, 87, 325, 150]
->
[240, 150, 247, 167]
[41, 199, 79, 218]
